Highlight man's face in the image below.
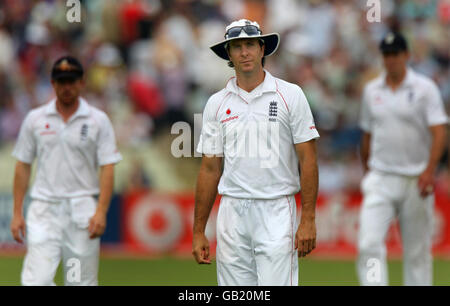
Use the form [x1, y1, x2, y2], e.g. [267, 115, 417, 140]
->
[51, 78, 83, 105]
[382, 51, 409, 77]
[228, 38, 265, 73]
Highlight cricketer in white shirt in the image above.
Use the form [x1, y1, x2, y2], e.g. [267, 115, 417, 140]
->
[196, 71, 319, 286]
[193, 19, 320, 287]
[12, 97, 122, 285]
[358, 67, 448, 286]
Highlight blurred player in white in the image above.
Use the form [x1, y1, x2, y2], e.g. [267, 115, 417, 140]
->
[358, 32, 448, 286]
[192, 19, 319, 286]
[10, 56, 122, 286]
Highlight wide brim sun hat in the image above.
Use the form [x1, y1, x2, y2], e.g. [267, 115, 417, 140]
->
[210, 19, 280, 61]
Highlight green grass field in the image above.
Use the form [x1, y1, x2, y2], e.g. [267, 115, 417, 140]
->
[1, 256, 449, 286]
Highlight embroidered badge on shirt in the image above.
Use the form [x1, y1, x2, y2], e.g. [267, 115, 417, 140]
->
[269, 101, 277, 122]
[408, 90, 414, 104]
[80, 124, 88, 141]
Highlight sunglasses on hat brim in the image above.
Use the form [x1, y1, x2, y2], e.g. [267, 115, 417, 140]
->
[224, 25, 262, 39]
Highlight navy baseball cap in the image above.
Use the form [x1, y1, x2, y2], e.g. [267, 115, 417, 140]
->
[51, 56, 84, 81]
[379, 32, 408, 54]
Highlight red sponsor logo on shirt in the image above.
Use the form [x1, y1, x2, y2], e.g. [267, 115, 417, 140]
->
[374, 96, 383, 105]
[221, 116, 239, 124]
[309, 126, 316, 130]
[226, 109, 231, 115]
[40, 131, 56, 135]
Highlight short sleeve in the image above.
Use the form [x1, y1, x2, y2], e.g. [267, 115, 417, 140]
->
[424, 81, 448, 126]
[196, 97, 223, 155]
[289, 86, 320, 144]
[96, 114, 122, 166]
[359, 86, 372, 132]
[12, 113, 36, 164]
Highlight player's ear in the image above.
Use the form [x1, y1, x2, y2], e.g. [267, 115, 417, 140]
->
[258, 40, 265, 55]
[225, 43, 231, 57]
[225, 44, 234, 67]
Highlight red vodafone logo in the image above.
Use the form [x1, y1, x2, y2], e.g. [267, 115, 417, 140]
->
[226, 109, 231, 115]
[148, 210, 167, 233]
[374, 95, 383, 105]
[127, 194, 183, 252]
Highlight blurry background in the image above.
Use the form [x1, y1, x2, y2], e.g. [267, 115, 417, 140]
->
[0, 0, 449, 285]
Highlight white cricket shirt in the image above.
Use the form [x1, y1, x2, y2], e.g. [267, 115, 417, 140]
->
[360, 68, 448, 176]
[197, 70, 319, 199]
[12, 98, 122, 201]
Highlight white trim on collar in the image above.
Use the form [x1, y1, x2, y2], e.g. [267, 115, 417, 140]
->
[45, 97, 91, 118]
[225, 70, 277, 95]
[380, 68, 416, 89]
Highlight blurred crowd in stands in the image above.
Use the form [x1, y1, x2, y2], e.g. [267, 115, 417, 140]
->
[0, 0, 449, 193]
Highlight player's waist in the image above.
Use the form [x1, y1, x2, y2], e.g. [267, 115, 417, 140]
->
[218, 182, 300, 200]
[30, 189, 100, 203]
[368, 160, 427, 177]
[220, 194, 297, 202]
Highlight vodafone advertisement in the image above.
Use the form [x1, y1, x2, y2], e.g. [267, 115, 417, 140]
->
[122, 190, 450, 257]
[122, 191, 218, 255]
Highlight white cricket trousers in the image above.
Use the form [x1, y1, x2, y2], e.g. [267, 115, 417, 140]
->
[21, 197, 100, 286]
[216, 195, 298, 286]
[357, 170, 434, 286]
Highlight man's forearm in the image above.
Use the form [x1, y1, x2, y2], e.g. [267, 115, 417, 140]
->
[13, 162, 31, 216]
[193, 167, 221, 234]
[299, 158, 318, 223]
[426, 125, 447, 172]
[360, 133, 371, 172]
[97, 164, 115, 214]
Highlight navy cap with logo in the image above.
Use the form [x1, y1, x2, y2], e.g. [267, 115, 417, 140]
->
[379, 32, 408, 54]
[51, 56, 84, 81]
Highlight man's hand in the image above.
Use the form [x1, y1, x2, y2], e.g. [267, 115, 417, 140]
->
[418, 167, 434, 198]
[418, 124, 446, 198]
[295, 220, 316, 257]
[12, 161, 31, 244]
[192, 233, 211, 264]
[88, 210, 107, 239]
[10, 214, 26, 243]
[294, 140, 318, 258]
[192, 155, 222, 265]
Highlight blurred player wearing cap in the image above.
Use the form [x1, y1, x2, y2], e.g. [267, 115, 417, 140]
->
[192, 19, 319, 285]
[358, 32, 448, 285]
[10, 56, 122, 285]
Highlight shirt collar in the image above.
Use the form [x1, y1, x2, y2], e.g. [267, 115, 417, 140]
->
[45, 99, 58, 115]
[225, 69, 277, 95]
[403, 68, 416, 87]
[380, 68, 415, 89]
[45, 97, 90, 118]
